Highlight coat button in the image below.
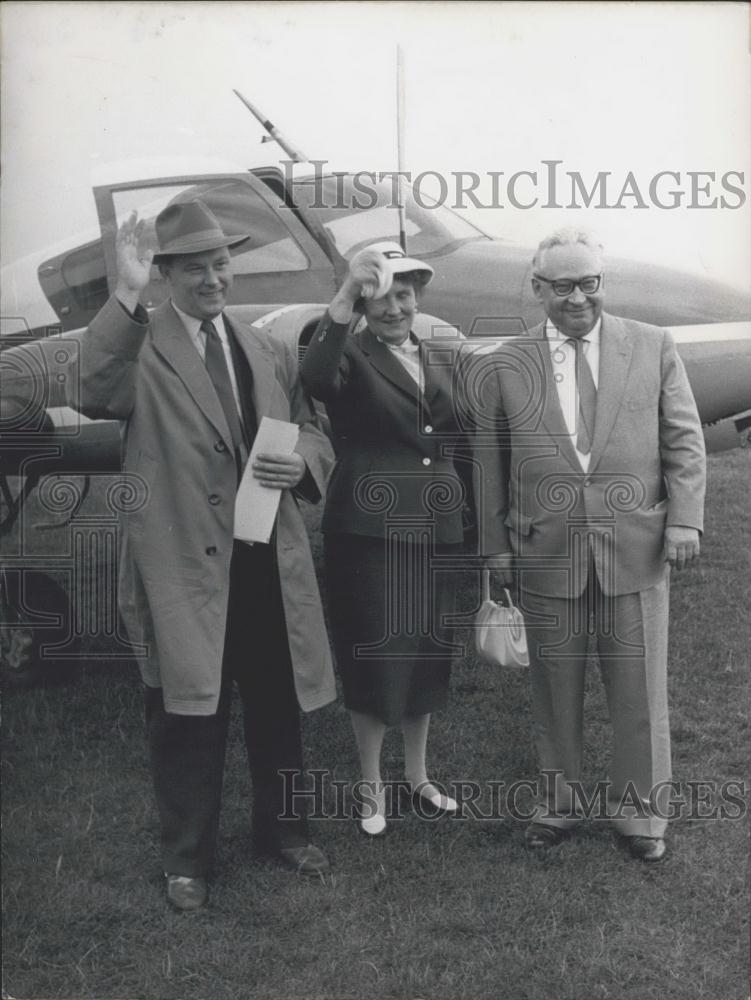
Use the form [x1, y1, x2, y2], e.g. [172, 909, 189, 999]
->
[424, 425, 433, 434]
[208, 494, 221, 505]
[422, 457, 431, 466]
[214, 440, 227, 453]
[205, 546, 217, 555]
[583, 477, 591, 487]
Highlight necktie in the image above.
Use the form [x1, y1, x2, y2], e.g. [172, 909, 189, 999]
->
[202, 319, 248, 476]
[567, 337, 597, 455]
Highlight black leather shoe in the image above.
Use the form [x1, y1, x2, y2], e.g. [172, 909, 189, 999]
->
[276, 842, 330, 876]
[628, 836, 666, 863]
[165, 874, 208, 911]
[525, 822, 568, 850]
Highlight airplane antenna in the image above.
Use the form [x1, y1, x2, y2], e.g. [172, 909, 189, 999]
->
[233, 89, 309, 163]
[396, 46, 408, 252]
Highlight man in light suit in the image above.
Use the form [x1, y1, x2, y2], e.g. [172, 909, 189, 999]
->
[69, 201, 335, 908]
[474, 228, 705, 861]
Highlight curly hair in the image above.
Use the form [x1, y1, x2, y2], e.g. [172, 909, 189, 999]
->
[532, 228, 604, 272]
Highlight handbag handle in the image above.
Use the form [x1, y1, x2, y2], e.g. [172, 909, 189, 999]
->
[483, 571, 516, 610]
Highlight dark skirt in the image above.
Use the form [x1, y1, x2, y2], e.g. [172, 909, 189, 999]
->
[324, 533, 462, 726]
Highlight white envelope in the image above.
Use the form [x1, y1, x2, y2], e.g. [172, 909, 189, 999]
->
[234, 416, 299, 544]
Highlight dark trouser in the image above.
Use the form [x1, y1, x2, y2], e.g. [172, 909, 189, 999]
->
[145, 542, 308, 878]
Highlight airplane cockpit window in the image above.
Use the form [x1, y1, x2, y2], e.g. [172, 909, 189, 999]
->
[292, 176, 487, 259]
[111, 180, 308, 278]
[189, 180, 307, 273]
[320, 208, 422, 257]
[112, 185, 193, 251]
[229, 238, 306, 274]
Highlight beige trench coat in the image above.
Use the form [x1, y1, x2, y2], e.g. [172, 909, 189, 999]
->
[70, 295, 336, 715]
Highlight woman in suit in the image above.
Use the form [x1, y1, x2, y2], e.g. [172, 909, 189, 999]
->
[301, 242, 468, 836]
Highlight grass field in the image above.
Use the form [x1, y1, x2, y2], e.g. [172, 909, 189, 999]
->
[2, 450, 749, 1000]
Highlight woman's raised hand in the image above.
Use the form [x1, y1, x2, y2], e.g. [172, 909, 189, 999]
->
[348, 249, 392, 300]
[329, 249, 391, 322]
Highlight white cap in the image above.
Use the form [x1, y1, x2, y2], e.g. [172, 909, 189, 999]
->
[363, 241, 434, 285]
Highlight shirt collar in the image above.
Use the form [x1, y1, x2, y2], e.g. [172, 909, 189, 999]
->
[171, 301, 227, 341]
[378, 330, 420, 354]
[545, 316, 601, 347]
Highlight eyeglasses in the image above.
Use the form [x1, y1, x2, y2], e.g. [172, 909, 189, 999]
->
[533, 274, 602, 296]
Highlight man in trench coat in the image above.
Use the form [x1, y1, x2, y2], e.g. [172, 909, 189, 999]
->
[68, 201, 336, 909]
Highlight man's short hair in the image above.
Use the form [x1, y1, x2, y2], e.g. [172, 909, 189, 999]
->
[532, 228, 604, 272]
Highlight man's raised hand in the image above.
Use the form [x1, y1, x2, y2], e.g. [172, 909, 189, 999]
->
[115, 211, 154, 313]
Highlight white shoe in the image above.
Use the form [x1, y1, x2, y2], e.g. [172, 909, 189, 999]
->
[359, 812, 388, 837]
[410, 785, 458, 816]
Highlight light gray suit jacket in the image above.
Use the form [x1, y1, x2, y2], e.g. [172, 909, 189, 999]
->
[473, 313, 706, 597]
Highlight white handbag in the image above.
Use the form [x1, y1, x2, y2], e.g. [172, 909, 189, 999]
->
[475, 569, 529, 668]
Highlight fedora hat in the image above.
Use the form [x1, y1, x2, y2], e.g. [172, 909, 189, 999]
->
[152, 200, 250, 261]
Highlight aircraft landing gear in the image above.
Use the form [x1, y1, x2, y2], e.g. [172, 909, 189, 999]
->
[0, 568, 78, 689]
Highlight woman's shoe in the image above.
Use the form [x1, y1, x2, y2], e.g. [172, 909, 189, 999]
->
[403, 783, 459, 818]
[358, 812, 388, 837]
[354, 783, 387, 837]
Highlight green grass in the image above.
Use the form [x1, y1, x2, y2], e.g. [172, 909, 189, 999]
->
[2, 451, 749, 1000]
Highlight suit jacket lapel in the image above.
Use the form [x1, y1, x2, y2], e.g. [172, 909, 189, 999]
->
[151, 301, 236, 452]
[589, 313, 632, 471]
[360, 328, 420, 402]
[229, 316, 277, 426]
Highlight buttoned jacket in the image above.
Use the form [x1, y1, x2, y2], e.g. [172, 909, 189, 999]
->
[301, 312, 469, 544]
[473, 313, 706, 596]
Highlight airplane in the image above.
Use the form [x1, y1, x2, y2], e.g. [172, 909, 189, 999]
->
[1, 100, 750, 684]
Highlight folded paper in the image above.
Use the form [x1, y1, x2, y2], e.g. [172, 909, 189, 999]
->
[234, 416, 299, 544]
